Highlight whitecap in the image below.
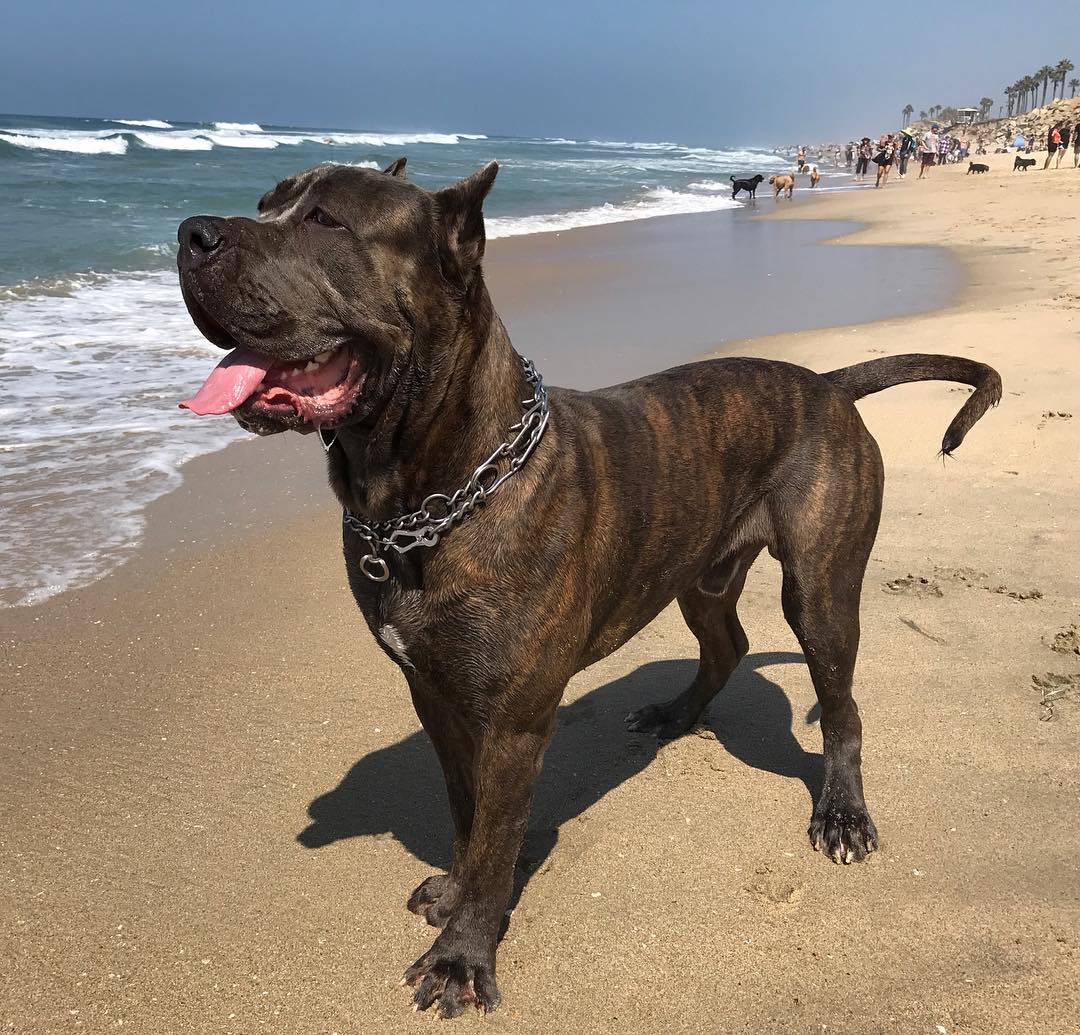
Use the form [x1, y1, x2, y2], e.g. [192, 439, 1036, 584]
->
[212, 121, 264, 132]
[0, 132, 128, 155]
[200, 132, 278, 149]
[319, 131, 480, 146]
[112, 118, 174, 129]
[132, 132, 213, 151]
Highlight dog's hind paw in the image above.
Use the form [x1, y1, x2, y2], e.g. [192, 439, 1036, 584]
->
[809, 804, 879, 863]
[407, 873, 461, 928]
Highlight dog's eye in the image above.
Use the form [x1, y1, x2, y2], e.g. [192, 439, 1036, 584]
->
[305, 207, 341, 228]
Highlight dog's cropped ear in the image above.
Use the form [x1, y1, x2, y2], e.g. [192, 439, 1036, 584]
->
[383, 157, 407, 179]
[434, 161, 498, 292]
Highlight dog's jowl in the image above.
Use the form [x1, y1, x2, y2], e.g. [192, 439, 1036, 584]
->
[176, 160, 1001, 1018]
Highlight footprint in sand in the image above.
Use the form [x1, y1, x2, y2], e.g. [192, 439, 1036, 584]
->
[882, 574, 943, 598]
[1032, 673, 1080, 721]
[932, 565, 1042, 601]
[1049, 623, 1080, 657]
[1037, 411, 1073, 430]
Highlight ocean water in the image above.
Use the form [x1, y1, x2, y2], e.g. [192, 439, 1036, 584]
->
[0, 112, 802, 607]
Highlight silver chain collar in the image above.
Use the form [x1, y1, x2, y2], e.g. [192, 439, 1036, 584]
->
[321, 355, 550, 582]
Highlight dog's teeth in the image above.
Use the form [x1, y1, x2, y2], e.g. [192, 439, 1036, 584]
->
[315, 350, 333, 362]
[304, 361, 319, 372]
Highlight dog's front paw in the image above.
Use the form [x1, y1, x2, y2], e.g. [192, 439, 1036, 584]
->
[809, 802, 879, 863]
[406, 873, 460, 928]
[403, 933, 501, 1018]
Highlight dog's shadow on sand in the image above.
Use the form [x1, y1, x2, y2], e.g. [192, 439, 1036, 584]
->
[297, 652, 822, 895]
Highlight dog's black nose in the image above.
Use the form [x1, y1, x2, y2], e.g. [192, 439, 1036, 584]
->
[178, 215, 227, 268]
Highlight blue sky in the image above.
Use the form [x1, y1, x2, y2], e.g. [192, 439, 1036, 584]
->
[3, 0, 1078, 145]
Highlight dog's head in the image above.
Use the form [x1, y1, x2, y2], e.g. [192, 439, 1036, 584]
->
[751, 174, 764, 185]
[176, 158, 498, 436]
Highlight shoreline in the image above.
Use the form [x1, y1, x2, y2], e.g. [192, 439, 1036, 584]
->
[2, 162, 1078, 1034]
[2, 198, 960, 611]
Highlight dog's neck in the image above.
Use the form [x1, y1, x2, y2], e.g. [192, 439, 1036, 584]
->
[328, 281, 527, 522]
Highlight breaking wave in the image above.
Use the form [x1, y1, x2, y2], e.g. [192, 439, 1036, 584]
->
[487, 186, 741, 238]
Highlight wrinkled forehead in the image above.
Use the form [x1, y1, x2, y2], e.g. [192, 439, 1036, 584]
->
[256, 165, 428, 230]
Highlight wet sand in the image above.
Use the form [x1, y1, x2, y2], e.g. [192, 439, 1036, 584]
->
[2, 164, 1079, 1034]
[488, 200, 960, 387]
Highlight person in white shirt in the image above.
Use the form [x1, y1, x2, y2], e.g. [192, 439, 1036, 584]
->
[918, 126, 940, 180]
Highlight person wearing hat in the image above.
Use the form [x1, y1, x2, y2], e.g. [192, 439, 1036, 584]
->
[854, 137, 873, 181]
[918, 125, 940, 179]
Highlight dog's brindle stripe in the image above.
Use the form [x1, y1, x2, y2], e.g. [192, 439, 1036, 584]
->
[176, 161, 1001, 1018]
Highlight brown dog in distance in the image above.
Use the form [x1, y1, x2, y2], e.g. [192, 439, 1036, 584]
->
[175, 160, 1001, 1018]
[770, 172, 796, 198]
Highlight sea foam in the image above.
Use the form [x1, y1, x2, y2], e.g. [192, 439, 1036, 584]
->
[0, 271, 246, 607]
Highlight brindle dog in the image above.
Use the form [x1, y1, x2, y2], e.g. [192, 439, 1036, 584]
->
[176, 159, 1001, 1018]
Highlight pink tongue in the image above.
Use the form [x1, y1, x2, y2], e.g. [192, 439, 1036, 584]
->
[179, 348, 274, 415]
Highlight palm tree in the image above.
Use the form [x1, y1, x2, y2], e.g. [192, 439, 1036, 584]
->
[979, 97, 993, 121]
[1005, 85, 1015, 118]
[1056, 59, 1074, 99]
[902, 104, 914, 127]
[1071, 77, 1080, 98]
[919, 109, 928, 121]
[1023, 75, 1036, 112]
[1038, 65, 1054, 107]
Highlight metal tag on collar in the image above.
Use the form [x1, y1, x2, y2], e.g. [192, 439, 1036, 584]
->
[317, 426, 337, 453]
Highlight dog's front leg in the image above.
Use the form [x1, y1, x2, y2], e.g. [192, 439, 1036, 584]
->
[405, 684, 476, 928]
[403, 712, 557, 1018]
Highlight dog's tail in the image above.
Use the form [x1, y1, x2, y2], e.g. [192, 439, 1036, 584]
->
[729, 175, 736, 182]
[823, 354, 1002, 456]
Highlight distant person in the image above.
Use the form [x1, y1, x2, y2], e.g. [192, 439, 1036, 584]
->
[845, 142, 854, 169]
[1043, 125, 1061, 169]
[918, 125, 940, 179]
[874, 134, 896, 188]
[1074, 122, 1080, 167]
[896, 131, 915, 178]
[797, 146, 807, 171]
[938, 133, 950, 165]
[854, 137, 872, 181]
[834, 146, 842, 166]
[1054, 124, 1070, 168]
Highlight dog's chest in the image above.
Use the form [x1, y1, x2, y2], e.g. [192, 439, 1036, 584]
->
[375, 621, 414, 669]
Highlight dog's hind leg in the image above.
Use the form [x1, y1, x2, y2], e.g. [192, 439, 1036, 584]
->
[627, 547, 761, 740]
[773, 434, 882, 863]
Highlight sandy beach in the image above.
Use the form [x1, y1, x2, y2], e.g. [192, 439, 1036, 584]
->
[2, 162, 1079, 1034]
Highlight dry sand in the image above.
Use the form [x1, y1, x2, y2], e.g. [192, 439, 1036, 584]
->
[2, 162, 1079, 1034]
